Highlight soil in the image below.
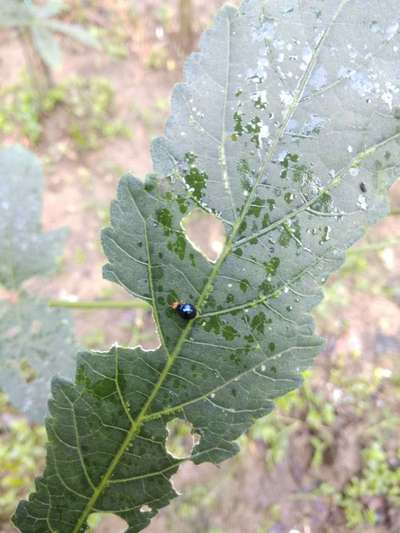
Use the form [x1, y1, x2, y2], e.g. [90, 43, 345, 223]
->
[1, 1, 400, 532]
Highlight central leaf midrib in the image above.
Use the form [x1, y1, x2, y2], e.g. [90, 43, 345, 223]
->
[70, 4, 351, 530]
[142, 255, 330, 423]
[220, 12, 236, 218]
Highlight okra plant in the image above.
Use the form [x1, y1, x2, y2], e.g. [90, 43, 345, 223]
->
[10, 0, 400, 531]
[0, 0, 99, 70]
[0, 146, 76, 423]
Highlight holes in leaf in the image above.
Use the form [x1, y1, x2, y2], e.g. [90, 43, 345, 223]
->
[87, 513, 128, 532]
[181, 209, 226, 262]
[129, 308, 160, 351]
[140, 504, 152, 513]
[170, 461, 218, 497]
[165, 418, 201, 459]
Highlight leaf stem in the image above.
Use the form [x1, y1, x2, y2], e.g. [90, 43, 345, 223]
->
[48, 299, 150, 310]
[349, 238, 400, 255]
[18, 28, 51, 101]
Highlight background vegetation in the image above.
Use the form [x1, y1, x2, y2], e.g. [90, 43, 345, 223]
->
[1, 1, 400, 532]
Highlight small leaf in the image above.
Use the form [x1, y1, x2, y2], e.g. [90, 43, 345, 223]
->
[31, 25, 62, 69]
[0, 296, 76, 423]
[0, 1, 98, 63]
[35, 1, 67, 19]
[0, 145, 75, 422]
[0, 145, 67, 290]
[44, 20, 100, 49]
[0, 1, 33, 27]
[13, 1, 400, 532]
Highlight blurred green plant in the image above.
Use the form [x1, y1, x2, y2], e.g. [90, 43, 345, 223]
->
[154, 4, 174, 29]
[171, 484, 221, 533]
[0, 145, 76, 422]
[145, 44, 176, 71]
[244, 350, 400, 529]
[63, 78, 132, 151]
[0, 75, 131, 149]
[319, 442, 400, 528]
[133, 97, 169, 133]
[0, 0, 98, 94]
[316, 237, 400, 325]
[244, 370, 336, 469]
[0, 399, 47, 520]
[0, 75, 43, 143]
[94, 26, 130, 60]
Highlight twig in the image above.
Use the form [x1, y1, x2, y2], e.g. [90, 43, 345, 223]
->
[349, 238, 400, 255]
[48, 299, 150, 310]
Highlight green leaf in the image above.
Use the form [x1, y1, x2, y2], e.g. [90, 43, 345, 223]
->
[35, 1, 66, 19]
[0, 145, 75, 422]
[0, 145, 67, 290]
[44, 20, 100, 49]
[0, 1, 33, 27]
[0, 1, 98, 61]
[0, 1, 61, 27]
[0, 295, 76, 423]
[13, 1, 400, 532]
[31, 25, 62, 68]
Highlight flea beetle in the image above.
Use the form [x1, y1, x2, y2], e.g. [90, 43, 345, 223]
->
[171, 302, 197, 320]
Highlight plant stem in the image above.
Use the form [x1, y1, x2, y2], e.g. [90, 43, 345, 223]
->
[48, 299, 150, 310]
[19, 28, 51, 102]
[349, 238, 400, 255]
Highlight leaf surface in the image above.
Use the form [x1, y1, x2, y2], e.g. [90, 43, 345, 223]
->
[32, 25, 62, 68]
[14, 1, 400, 531]
[0, 1, 64, 27]
[0, 1, 33, 27]
[44, 20, 100, 49]
[0, 2, 98, 56]
[35, 1, 66, 19]
[0, 145, 75, 422]
[0, 145, 67, 290]
[0, 296, 76, 422]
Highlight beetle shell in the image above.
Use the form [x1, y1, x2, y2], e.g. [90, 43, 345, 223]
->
[173, 302, 197, 320]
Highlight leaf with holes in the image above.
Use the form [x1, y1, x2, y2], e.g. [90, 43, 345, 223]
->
[0, 296, 76, 423]
[13, 0, 400, 531]
[0, 145, 75, 422]
[0, 145, 67, 290]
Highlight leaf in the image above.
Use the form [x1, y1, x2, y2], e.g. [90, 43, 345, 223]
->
[35, 1, 67, 19]
[0, 145, 75, 422]
[0, 145, 67, 290]
[0, 296, 76, 423]
[44, 20, 100, 49]
[0, 1, 98, 60]
[31, 25, 62, 68]
[0, 1, 33, 27]
[14, 1, 400, 532]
